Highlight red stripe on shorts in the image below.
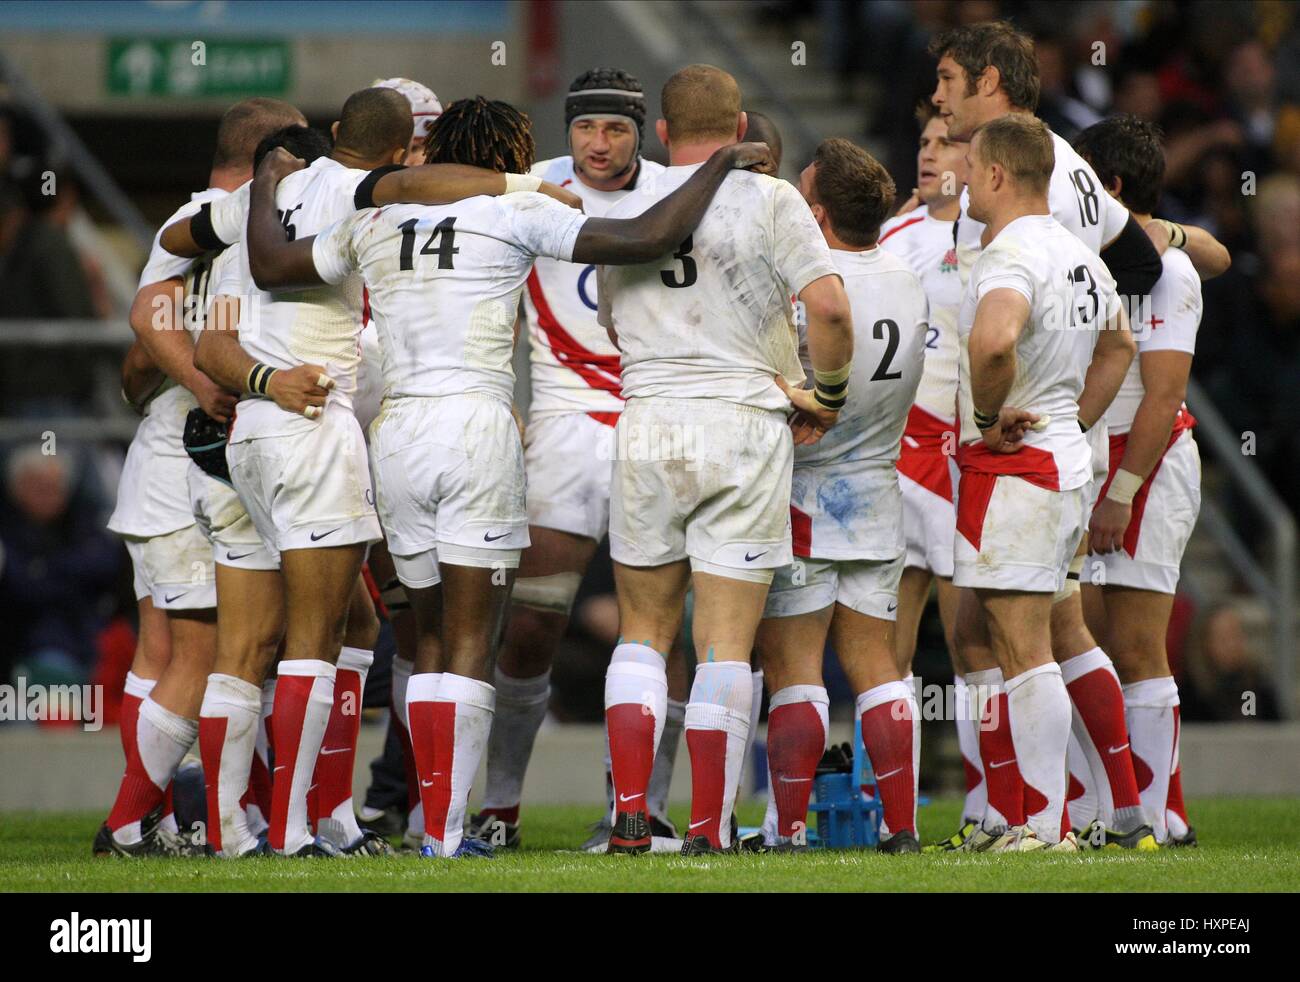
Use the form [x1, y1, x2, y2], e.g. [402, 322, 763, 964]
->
[1097, 409, 1196, 556]
[954, 442, 1061, 551]
[897, 405, 957, 502]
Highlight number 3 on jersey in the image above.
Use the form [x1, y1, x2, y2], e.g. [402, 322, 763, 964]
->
[660, 235, 697, 289]
[398, 217, 459, 271]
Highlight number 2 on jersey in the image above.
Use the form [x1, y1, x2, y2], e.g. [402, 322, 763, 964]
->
[398, 216, 459, 271]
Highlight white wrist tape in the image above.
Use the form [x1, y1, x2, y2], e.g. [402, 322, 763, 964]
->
[1106, 468, 1144, 505]
[504, 173, 542, 194]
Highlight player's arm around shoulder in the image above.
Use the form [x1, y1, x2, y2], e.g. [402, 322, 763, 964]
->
[245, 148, 328, 291]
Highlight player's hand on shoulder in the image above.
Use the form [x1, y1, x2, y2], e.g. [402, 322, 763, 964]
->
[190, 374, 238, 425]
[775, 376, 838, 445]
[1088, 498, 1131, 555]
[538, 181, 584, 212]
[255, 147, 306, 187]
[267, 363, 335, 419]
[725, 141, 776, 175]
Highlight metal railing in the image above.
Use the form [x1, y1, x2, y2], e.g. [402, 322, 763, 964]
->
[1187, 377, 1298, 717]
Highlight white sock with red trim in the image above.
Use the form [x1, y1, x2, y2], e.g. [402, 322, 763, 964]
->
[952, 675, 987, 823]
[426, 673, 495, 857]
[1123, 676, 1179, 843]
[1005, 662, 1071, 844]
[268, 660, 335, 854]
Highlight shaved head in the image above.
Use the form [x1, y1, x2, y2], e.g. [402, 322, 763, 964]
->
[661, 64, 742, 144]
[335, 87, 414, 160]
[213, 97, 306, 170]
[744, 110, 782, 169]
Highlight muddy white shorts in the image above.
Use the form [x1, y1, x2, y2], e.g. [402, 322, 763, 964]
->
[523, 411, 616, 541]
[764, 554, 905, 620]
[187, 464, 279, 571]
[123, 523, 216, 610]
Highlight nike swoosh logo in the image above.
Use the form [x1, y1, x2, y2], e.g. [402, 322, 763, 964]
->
[778, 775, 811, 784]
[273, 765, 287, 773]
[875, 766, 907, 780]
[226, 551, 254, 561]
[744, 550, 767, 562]
[688, 818, 712, 830]
[618, 792, 643, 803]
[310, 527, 341, 541]
[421, 779, 434, 787]
[887, 602, 898, 612]
[988, 759, 1016, 770]
[483, 531, 510, 542]
[319, 747, 348, 756]
[164, 593, 187, 603]
[1107, 744, 1130, 754]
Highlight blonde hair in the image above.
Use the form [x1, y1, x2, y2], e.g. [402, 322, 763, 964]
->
[661, 64, 741, 143]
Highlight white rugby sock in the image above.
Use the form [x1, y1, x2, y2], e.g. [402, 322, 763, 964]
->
[1005, 663, 1071, 844]
[736, 670, 764, 803]
[199, 674, 261, 857]
[405, 672, 441, 842]
[313, 646, 372, 848]
[114, 697, 198, 845]
[684, 662, 752, 849]
[1123, 676, 1179, 843]
[604, 643, 667, 817]
[268, 660, 335, 854]
[952, 675, 987, 823]
[647, 697, 686, 824]
[426, 673, 495, 856]
[480, 667, 551, 819]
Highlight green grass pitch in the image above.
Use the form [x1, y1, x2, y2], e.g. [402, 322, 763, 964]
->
[4, 798, 1298, 892]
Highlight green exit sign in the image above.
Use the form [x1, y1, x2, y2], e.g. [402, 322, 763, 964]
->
[107, 38, 291, 99]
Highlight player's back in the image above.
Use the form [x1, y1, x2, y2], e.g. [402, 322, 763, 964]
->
[315, 191, 587, 405]
[235, 157, 370, 424]
[798, 247, 926, 468]
[601, 165, 837, 412]
[958, 214, 1118, 489]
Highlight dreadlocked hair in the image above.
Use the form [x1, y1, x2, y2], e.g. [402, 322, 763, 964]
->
[423, 96, 536, 174]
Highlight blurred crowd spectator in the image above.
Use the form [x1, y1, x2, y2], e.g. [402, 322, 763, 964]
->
[1179, 602, 1282, 721]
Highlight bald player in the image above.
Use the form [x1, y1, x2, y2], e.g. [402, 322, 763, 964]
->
[598, 65, 853, 855]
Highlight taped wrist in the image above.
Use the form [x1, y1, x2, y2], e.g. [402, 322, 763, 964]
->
[191, 202, 229, 251]
[974, 407, 1000, 431]
[504, 173, 542, 194]
[247, 362, 278, 396]
[1158, 219, 1188, 250]
[353, 164, 407, 210]
[812, 362, 850, 411]
[1106, 468, 1144, 505]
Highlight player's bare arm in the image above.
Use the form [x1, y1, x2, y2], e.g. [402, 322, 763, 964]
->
[1089, 347, 1189, 554]
[967, 286, 1032, 451]
[568, 141, 774, 265]
[129, 277, 238, 424]
[194, 295, 333, 417]
[120, 339, 165, 413]
[776, 272, 854, 442]
[1077, 306, 1136, 429]
[1143, 219, 1232, 280]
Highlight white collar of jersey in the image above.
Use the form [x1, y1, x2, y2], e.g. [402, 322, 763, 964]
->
[831, 245, 883, 262]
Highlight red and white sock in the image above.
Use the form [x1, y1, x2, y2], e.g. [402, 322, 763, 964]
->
[965, 668, 1023, 831]
[405, 672, 442, 842]
[1067, 732, 1098, 829]
[904, 673, 921, 831]
[268, 660, 335, 854]
[647, 697, 686, 825]
[737, 669, 764, 803]
[1123, 676, 1179, 842]
[119, 672, 155, 762]
[424, 673, 496, 856]
[198, 674, 261, 856]
[311, 646, 372, 848]
[1005, 662, 1072, 844]
[1166, 720, 1190, 840]
[107, 696, 197, 843]
[479, 666, 551, 826]
[763, 684, 829, 843]
[390, 656, 422, 840]
[245, 679, 275, 837]
[604, 642, 667, 821]
[1062, 647, 1144, 830]
[952, 675, 986, 823]
[685, 661, 752, 849]
[857, 680, 917, 837]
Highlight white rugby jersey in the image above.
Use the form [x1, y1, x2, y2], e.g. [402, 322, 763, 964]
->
[599, 165, 839, 412]
[790, 247, 927, 560]
[524, 155, 666, 419]
[1104, 247, 1200, 434]
[109, 188, 226, 538]
[312, 192, 588, 405]
[879, 204, 962, 422]
[224, 157, 371, 439]
[957, 214, 1120, 490]
[957, 129, 1129, 258]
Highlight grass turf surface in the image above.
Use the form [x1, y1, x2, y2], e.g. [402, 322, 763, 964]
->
[4, 797, 1298, 892]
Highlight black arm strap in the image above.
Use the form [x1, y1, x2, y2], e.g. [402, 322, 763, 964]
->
[191, 202, 227, 251]
[353, 164, 408, 210]
[1102, 213, 1162, 299]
